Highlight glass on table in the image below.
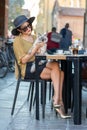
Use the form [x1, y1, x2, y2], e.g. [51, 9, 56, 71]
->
[72, 47, 78, 55]
[70, 44, 78, 55]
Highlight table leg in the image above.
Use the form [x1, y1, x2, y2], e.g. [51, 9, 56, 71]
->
[61, 60, 72, 113]
[35, 56, 40, 120]
[35, 55, 46, 120]
[73, 58, 82, 125]
[66, 61, 72, 109]
[61, 60, 68, 113]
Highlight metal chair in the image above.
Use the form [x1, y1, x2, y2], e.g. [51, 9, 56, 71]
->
[11, 55, 52, 119]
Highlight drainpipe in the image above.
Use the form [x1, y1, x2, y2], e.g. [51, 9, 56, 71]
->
[83, 0, 87, 47]
[86, 0, 87, 12]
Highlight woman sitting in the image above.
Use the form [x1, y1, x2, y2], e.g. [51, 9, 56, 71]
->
[11, 15, 71, 118]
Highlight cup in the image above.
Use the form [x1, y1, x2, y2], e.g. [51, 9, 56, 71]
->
[73, 48, 78, 55]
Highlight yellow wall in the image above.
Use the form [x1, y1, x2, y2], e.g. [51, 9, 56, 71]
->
[58, 15, 84, 40]
[36, 0, 86, 36]
[58, 0, 85, 8]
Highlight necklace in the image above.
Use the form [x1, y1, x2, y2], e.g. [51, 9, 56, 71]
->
[21, 35, 34, 43]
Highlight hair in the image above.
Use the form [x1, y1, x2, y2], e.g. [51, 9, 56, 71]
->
[52, 27, 56, 32]
[29, 24, 33, 31]
[65, 23, 69, 28]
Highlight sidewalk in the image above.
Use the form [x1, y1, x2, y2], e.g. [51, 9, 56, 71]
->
[0, 72, 87, 130]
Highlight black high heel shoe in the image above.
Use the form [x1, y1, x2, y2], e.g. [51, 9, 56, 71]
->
[55, 106, 71, 119]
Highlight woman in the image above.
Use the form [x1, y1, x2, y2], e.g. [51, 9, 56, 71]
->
[12, 15, 71, 118]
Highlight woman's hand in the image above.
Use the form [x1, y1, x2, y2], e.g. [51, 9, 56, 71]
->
[36, 42, 44, 48]
[32, 42, 44, 53]
[21, 42, 45, 64]
[36, 42, 44, 53]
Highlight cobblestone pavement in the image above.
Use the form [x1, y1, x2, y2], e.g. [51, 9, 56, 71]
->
[0, 72, 87, 130]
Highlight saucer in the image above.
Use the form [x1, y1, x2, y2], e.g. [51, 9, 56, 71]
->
[64, 51, 71, 55]
[53, 52, 64, 55]
[56, 50, 63, 54]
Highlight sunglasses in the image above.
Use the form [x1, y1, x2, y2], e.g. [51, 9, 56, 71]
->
[20, 24, 31, 32]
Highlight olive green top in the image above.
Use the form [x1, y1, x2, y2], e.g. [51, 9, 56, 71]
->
[13, 35, 36, 79]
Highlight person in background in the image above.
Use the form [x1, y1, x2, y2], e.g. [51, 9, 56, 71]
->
[47, 27, 62, 53]
[60, 23, 72, 50]
[12, 15, 71, 118]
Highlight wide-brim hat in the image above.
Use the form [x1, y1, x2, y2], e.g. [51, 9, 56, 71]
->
[11, 15, 35, 36]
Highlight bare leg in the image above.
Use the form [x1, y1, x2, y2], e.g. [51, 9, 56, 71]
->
[40, 61, 63, 105]
[40, 61, 71, 118]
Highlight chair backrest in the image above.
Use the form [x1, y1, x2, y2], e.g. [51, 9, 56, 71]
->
[14, 54, 36, 81]
[14, 54, 22, 78]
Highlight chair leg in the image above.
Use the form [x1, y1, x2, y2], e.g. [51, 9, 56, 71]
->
[49, 81, 52, 101]
[71, 97, 74, 113]
[29, 82, 35, 111]
[33, 90, 36, 107]
[41, 81, 46, 105]
[86, 108, 87, 118]
[27, 82, 34, 101]
[11, 79, 20, 115]
[42, 80, 46, 119]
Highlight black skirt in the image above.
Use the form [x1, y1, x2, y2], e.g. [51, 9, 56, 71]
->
[24, 62, 46, 79]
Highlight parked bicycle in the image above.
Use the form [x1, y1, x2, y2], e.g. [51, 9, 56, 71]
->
[0, 37, 15, 78]
[5, 38, 15, 72]
[0, 46, 8, 78]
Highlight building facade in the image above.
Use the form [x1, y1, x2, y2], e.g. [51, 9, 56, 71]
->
[0, 0, 8, 38]
[36, 0, 86, 37]
[52, 1, 85, 40]
[58, 0, 85, 8]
